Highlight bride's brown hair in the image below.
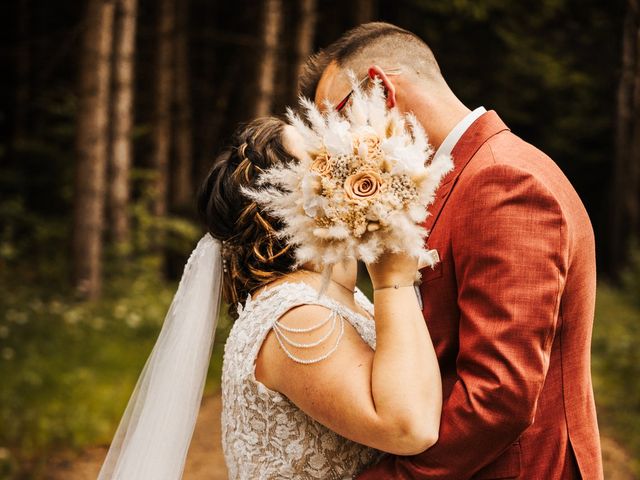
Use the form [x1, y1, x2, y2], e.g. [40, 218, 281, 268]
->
[197, 117, 298, 317]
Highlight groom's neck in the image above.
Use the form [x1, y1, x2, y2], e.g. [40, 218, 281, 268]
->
[396, 81, 471, 152]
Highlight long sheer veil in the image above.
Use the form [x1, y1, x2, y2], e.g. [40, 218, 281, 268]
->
[98, 233, 223, 479]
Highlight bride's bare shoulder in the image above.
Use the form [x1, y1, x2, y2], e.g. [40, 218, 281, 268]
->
[254, 300, 338, 385]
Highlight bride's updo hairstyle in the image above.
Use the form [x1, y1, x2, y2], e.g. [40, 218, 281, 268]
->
[197, 117, 298, 317]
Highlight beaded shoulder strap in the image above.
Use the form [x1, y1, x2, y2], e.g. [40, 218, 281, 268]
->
[250, 281, 346, 365]
[271, 308, 345, 365]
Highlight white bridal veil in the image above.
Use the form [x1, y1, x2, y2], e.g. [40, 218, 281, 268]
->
[98, 233, 223, 480]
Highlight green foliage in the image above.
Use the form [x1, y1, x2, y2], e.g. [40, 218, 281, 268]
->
[403, 0, 619, 221]
[123, 167, 203, 256]
[0, 254, 230, 478]
[619, 242, 640, 309]
[0, 262, 161, 474]
[592, 268, 640, 475]
[0, 179, 226, 478]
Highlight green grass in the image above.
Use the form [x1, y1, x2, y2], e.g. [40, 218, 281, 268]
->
[0, 255, 231, 478]
[592, 282, 640, 476]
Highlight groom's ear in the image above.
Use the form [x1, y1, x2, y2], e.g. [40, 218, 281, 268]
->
[368, 65, 397, 108]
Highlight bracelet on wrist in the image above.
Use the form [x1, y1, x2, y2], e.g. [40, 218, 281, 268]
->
[373, 280, 421, 291]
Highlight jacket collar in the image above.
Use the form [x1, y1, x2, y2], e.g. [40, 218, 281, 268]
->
[423, 110, 510, 235]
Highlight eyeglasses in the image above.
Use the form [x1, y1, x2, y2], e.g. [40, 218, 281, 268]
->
[334, 74, 370, 112]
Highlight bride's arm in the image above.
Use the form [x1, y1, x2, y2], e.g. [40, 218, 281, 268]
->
[255, 253, 442, 455]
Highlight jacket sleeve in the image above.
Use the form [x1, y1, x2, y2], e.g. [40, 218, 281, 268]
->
[358, 163, 569, 479]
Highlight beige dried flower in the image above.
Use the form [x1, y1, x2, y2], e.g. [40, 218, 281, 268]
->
[315, 216, 333, 228]
[367, 222, 380, 232]
[311, 151, 332, 176]
[344, 170, 383, 201]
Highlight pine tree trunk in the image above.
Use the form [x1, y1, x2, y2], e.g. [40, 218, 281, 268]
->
[196, 0, 218, 182]
[198, 61, 239, 181]
[171, 0, 193, 210]
[72, 0, 115, 299]
[14, 0, 30, 149]
[291, 0, 316, 103]
[109, 0, 137, 246]
[151, 0, 175, 218]
[353, 0, 376, 25]
[255, 0, 282, 117]
[630, 3, 640, 241]
[611, 0, 639, 275]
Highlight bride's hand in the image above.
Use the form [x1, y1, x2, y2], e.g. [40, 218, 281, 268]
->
[365, 251, 422, 289]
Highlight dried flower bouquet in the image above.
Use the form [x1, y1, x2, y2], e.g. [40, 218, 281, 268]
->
[243, 75, 453, 287]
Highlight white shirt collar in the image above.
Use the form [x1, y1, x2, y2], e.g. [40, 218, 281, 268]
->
[434, 107, 487, 160]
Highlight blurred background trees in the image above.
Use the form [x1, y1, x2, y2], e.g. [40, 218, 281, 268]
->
[1, 0, 635, 295]
[0, 0, 639, 478]
[613, 0, 640, 276]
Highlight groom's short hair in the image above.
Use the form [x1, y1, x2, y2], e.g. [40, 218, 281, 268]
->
[299, 22, 442, 100]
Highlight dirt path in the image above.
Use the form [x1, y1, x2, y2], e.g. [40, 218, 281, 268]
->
[49, 393, 636, 480]
[48, 394, 227, 480]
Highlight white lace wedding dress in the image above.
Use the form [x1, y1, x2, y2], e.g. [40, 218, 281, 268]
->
[221, 281, 383, 479]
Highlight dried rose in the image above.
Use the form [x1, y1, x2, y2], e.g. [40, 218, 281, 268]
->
[344, 170, 382, 201]
[310, 152, 332, 176]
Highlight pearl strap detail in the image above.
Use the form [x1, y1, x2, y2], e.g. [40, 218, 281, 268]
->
[274, 309, 334, 333]
[273, 311, 338, 348]
[272, 311, 345, 365]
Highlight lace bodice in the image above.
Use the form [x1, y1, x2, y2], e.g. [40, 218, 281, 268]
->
[221, 281, 382, 479]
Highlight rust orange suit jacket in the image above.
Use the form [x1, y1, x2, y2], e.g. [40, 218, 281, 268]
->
[358, 111, 603, 480]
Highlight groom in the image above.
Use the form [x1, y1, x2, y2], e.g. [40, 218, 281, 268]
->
[302, 23, 603, 479]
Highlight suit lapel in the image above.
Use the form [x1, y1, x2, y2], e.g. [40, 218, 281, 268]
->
[422, 111, 510, 234]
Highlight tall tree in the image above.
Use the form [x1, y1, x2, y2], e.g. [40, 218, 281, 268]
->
[195, 0, 219, 182]
[198, 61, 239, 181]
[290, 0, 317, 104]
[109, 0, 137, 246]
[255, 0, 282, 117]
[14, 0, 30, 150]
[611, 0, 640, 275]
[151, 0, 175, 218]
[171, 0, 193, 210]
[72, 0, 115, 299]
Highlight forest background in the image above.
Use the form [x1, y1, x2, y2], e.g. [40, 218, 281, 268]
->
[1, 0, 639, 478]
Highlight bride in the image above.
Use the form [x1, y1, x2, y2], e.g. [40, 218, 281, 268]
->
[98, 116, 442, 479]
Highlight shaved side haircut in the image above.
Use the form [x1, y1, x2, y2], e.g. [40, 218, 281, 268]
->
[299, 22, 443, 100]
